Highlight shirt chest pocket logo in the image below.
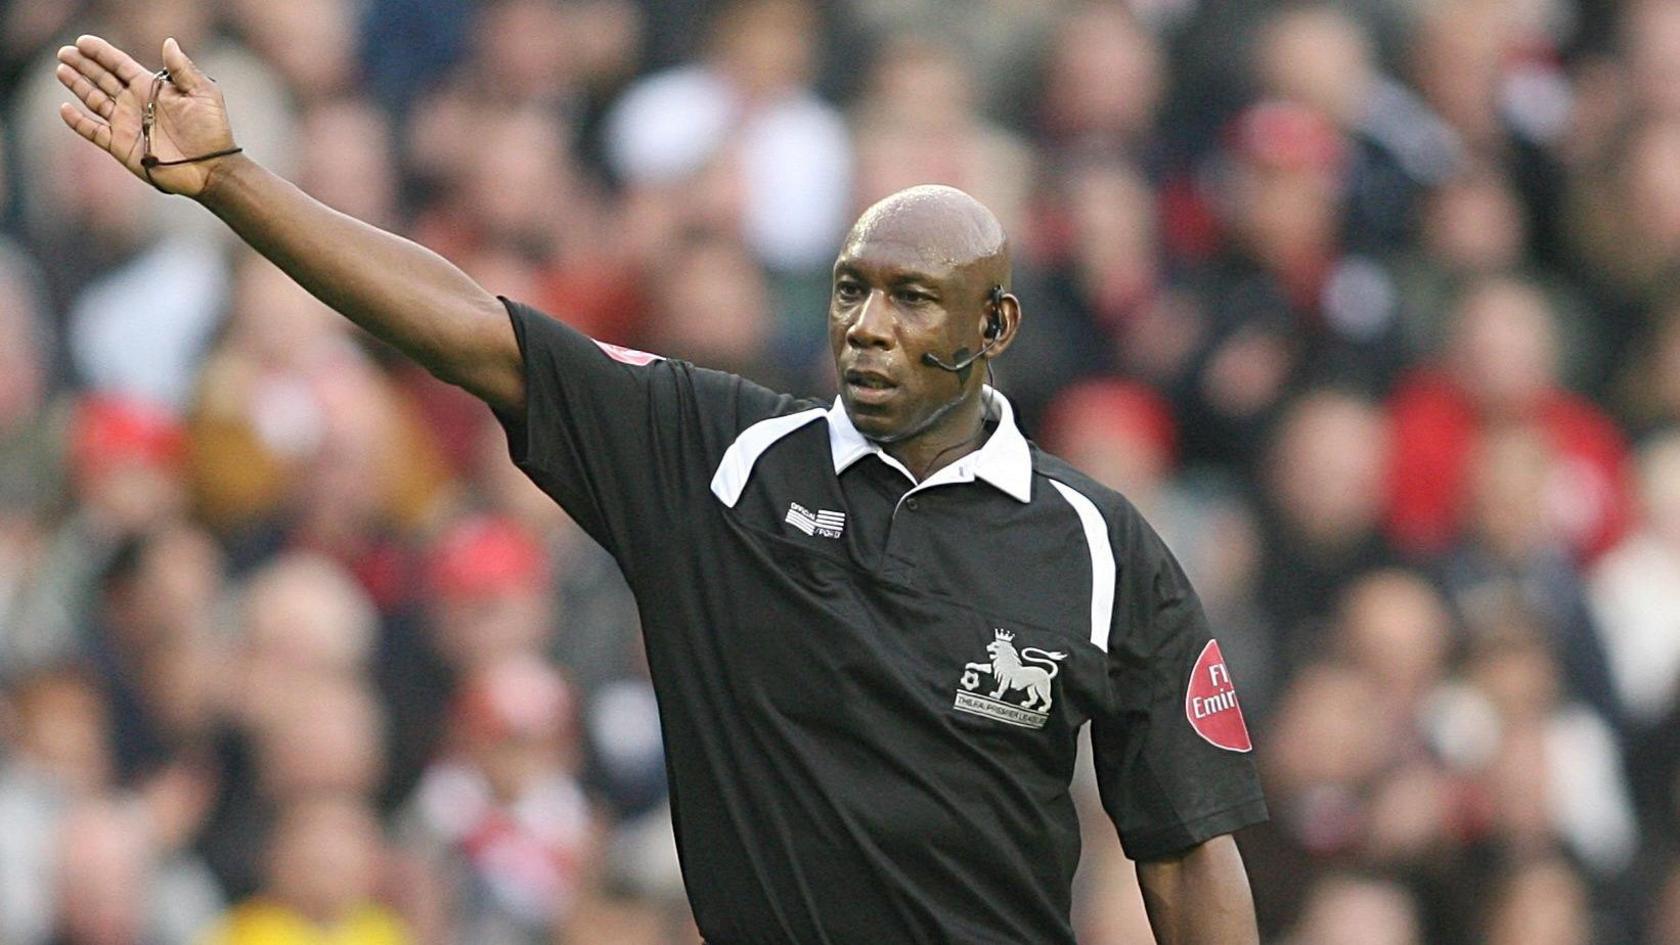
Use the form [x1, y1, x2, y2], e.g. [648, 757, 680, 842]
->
[954, 629, 1067, 729]
[784, 501, 845, 539]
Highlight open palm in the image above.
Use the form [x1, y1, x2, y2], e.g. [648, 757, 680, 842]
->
[55, 35, 238, 197]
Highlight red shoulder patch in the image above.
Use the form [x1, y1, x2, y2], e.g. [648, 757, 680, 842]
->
[593, 339, 663, 366]
[1185, 639, 1252, 752]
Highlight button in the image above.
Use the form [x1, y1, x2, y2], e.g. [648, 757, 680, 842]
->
[905, 497, 920, 511]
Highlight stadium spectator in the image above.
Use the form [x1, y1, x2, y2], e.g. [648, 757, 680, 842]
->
[1613, 299, 1680, 435]
[1648, 855, 1680, 945]
[88, 523, 224, 781]
[642, 232, 781, 383]
[231, 552, 377, 730]
[222, 0, 358, 105]
[1284, 872, 1424, 945]
[197, 674, 386, 904]
[187, 255, 442, 540]
[1386, 276, 1632, 560]
[420, 516, 553, 673]
[0, 242, 55, 510]
[379, 516, 553, 802]
[1258, 389, 1394, 657]
[201, 795, 407, 945]
[1459, 623, 1637, 876]
[294, 99, 399, 231]
[1332, 571, 1453, 726]
[1033, 5, 1164, 160]
[582, 663, 671, 837]
[1181, 100, 1404, 467]
[603, 0, 849, 274]
[1566, 118, 1680, 361]
[254, 678, 386, 812]
[1480, 855, 1595, 945]
[51, 797, 223, 945]
[1253, 4, 1460, 253]
[1436, 426, 1626, 727]
[396, 655, 595, 945]
[1621, 0, 1680, 122]
[0, 242, 65, 663]
[851, 35, 1032, 244]
[454, 414, 642, 693]
[1589, 431, 1680, 730]
[277, 357, 445, 611]
[1041, 379, 1177, 513]
[1008, 158, 1194, 424]
[0, 668, 112, 945]
[8, 395, 189, 666]
[1246, 661, 1391, 931]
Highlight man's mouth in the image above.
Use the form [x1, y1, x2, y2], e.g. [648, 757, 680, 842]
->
[846, 370, 895, 389]
[844, 369, 898, 404]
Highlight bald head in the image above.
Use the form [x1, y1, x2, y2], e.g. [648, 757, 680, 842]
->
[846, 185, 1010, 287]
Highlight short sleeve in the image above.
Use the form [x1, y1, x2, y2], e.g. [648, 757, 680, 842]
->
[493, 298, 796, 569]
[1089, 517, 1267, 861]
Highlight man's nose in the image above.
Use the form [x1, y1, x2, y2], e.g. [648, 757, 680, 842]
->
[846, 290, 894, 348]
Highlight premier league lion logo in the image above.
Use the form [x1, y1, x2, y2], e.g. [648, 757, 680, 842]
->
[954, 629, 1067, 729]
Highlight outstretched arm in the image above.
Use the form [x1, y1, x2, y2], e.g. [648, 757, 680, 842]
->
[55, 35, 524, 411]
[1136, 834, 1259, 945]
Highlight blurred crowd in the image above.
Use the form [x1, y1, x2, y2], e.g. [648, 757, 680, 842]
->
[1, 0, 1679, 942]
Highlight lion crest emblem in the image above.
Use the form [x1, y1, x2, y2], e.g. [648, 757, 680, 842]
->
[954, 629, 1067, 729]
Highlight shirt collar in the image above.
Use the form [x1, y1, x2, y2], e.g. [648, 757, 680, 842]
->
[826, 386, 1033, 503]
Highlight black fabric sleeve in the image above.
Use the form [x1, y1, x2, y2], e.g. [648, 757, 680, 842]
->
[1089, 512, 1268, 861]
[492, 298, 798, 576]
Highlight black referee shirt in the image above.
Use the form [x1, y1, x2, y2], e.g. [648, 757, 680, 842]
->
[495, 299, 1267, 945]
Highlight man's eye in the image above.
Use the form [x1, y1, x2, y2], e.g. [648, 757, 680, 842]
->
[835, 282, 864, 301]
[895, 290, 931, 305]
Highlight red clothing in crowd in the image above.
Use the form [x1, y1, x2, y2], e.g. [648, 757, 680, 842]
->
[1385, 369, 1632, 561]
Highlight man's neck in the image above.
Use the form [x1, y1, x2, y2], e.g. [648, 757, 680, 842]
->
[883, 402, 991, 481]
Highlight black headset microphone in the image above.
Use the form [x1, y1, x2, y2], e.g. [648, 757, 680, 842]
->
[921, 285, 1005, 376]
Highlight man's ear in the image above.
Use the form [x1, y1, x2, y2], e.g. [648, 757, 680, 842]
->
[985, 291, 1021, 357]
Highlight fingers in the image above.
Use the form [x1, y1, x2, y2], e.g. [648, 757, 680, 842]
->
[55, 63, 117, 120]
[58, 101, 113, 152]
[73, 34, 149, 88]
[160, 37, 204, 92]
[57, 45, 126, 102]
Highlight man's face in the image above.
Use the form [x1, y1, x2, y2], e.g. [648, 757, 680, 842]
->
[828, 237, 990, 441]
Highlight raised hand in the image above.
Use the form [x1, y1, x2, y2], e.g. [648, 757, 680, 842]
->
[55, 35, 239, 198]
[55, 34, 521, 412]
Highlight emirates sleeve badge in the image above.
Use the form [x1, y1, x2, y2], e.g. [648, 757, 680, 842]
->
[593, 339, 663, 366]
[1185, 639, 1252, 752]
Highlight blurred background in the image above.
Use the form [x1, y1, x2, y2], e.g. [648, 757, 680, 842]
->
[0, 0, 1678, 942]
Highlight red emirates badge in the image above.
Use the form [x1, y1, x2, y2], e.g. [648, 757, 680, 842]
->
[593, 339, 662, 366]
[1185, 639, 1251, 752]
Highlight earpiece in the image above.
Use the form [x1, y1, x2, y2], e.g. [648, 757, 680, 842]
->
[984, 285, 1004, 340]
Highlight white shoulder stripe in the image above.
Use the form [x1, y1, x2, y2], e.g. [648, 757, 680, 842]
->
[709, 409, 828, 507]
[1048, 479, 1117, 652]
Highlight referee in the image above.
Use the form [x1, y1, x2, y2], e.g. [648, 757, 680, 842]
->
[56, 36, 1267, 945]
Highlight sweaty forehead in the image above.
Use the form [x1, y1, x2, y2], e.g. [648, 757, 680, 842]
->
[839, 186, 1008, 277]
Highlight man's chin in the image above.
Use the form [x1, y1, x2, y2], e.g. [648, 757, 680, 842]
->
[842, 400, 904, 440]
